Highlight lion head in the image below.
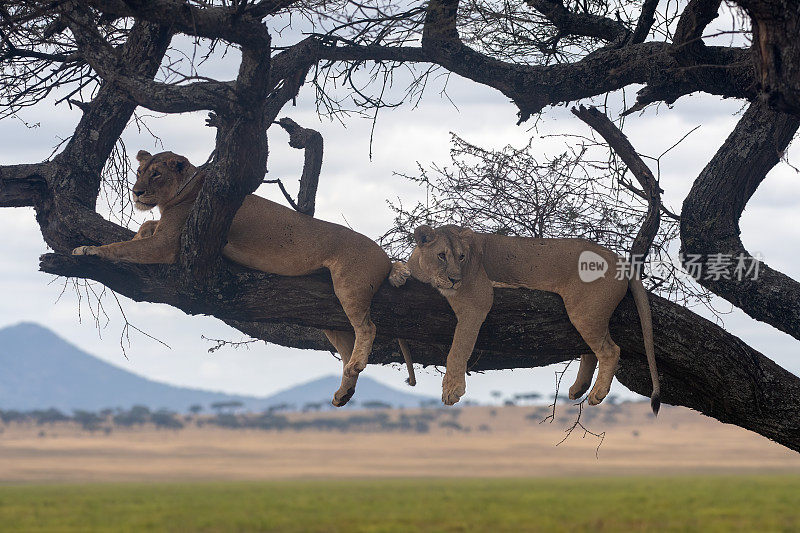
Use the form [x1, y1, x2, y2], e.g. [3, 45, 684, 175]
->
[411, 224, 477, 291]
[132, 150, 193, 211]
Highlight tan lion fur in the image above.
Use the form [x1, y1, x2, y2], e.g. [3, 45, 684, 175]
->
[390, 224, 659, 412]
[72, 150, 416, 405]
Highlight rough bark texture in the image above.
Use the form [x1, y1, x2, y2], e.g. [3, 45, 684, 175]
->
[739, 0, 800, 115]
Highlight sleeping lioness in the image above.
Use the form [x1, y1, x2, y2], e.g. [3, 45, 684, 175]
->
[390, 224, 660, 413]
[72, 150, 415, 406]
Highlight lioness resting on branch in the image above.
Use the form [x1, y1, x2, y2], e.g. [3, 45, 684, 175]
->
[72, 150, 415, 406]
[390, 224, 660, 414]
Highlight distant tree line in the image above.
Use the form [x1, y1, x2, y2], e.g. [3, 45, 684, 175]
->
[0, 403, 482, 435]
[0, 405, 185, 432]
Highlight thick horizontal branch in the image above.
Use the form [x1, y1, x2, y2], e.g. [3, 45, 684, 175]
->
[0, 164, 46, 207]
[84, 0, 272, 47]
[39, 252, 800, 452]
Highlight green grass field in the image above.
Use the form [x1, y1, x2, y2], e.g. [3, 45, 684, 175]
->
[0, 476, 798, 532]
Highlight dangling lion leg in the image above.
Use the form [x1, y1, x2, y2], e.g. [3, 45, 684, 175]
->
[329, 265, 384, 382]
[342, 309, 376, 379]
[324, 329, 358, 407]
[563, 297, 619, 407]
[568, 353, 598, 400]
[585, 332, 620, 406]
[331, 291, 376, 379]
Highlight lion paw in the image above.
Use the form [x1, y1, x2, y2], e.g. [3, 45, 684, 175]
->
[133, 220, 158, 240]
[441, 373, 466, 406]
[587, 383, 610, 406]
[332, 386, 355, 407]
[568, 380, 591, 400]
[388, 261, 412, 287]
[72, 246, 98, 256]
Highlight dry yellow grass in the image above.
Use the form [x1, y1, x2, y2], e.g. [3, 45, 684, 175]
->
[0, 402, 797, 483]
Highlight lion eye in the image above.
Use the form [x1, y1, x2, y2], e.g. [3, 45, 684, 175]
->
[438, 252, 446, 262]
[459, 254, 465, 262]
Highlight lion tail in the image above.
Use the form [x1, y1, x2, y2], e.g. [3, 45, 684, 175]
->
[397, 339, 416, 386]
[630, 277, 660, 415]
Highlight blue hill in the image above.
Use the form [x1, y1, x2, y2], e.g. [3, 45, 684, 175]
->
[0, 322, 433, 412]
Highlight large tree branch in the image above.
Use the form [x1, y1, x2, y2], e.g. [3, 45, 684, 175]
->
[84, 0, 274, 47]
[39, 251, 800, 452]
[65, 8, 235, 114]
[413, 0, 754, 121]
[681, 100, 800, 339]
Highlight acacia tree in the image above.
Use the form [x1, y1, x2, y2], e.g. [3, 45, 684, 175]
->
[2, 0, 800, 450]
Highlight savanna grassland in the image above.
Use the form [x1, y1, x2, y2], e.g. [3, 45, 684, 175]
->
[1, 403, 799, 482]
[1, 403, 799, 531]
[1, 477, 799, 532]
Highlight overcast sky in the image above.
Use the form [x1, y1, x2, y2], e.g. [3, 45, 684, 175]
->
[1, 27, 799, 407]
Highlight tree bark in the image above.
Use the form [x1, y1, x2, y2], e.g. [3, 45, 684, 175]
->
[737, 0, 800, 116]
[681, 100, 800, 340]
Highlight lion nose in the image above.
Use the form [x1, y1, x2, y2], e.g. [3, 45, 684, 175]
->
[132, 189, 144, 198]
[448, 276, 461, 285]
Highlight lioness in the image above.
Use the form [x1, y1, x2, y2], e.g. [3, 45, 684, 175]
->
[390, 224, 660, 413]
[72, 150, 415, 406]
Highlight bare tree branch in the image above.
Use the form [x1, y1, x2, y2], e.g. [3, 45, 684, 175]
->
[178, 43, 271, 285]
[275, 117, 323, 217]
[0, 163, 46, 207]
[630, 0, 660, 44]
[571, 105, 661, 269]
[65, 7, 235, 114]
[524, 0, 629, 43]
[672, 0, 722, 65]
[84, 0, 274, 46]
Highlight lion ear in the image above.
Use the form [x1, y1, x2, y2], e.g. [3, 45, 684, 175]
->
[414, 225, 437, 245]
[165, 155, 189, 173]
[136, 150, 152, 163]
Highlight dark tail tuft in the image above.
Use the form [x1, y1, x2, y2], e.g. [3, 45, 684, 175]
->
[651, 392, 661, 416]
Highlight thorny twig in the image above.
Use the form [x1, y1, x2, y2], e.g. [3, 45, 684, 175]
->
[202, 335, 262, 353]
[556, 400, 607, 459]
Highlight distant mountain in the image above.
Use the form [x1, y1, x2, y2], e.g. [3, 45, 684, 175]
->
[0, 323, 434, 413]
[260, 375, 433, 409]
